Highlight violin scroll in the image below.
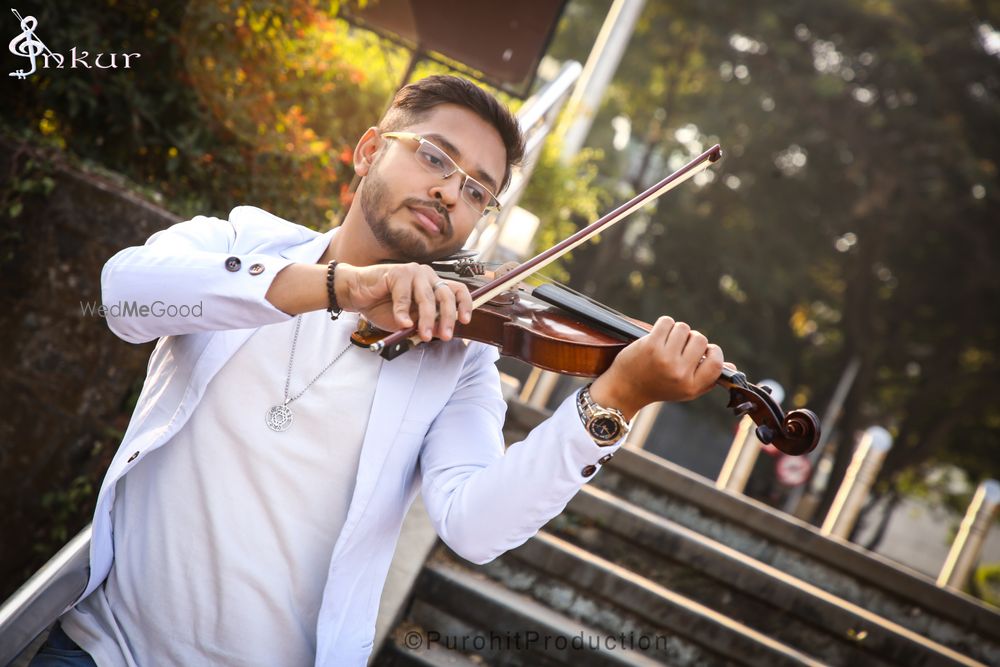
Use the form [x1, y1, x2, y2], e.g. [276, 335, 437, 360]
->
[723, 371, 819, 456]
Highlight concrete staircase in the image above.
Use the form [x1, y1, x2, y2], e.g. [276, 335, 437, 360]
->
[372, 402, 1000, 666]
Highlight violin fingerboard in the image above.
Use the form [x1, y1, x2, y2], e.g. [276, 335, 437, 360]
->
[532, 284, 648, 341]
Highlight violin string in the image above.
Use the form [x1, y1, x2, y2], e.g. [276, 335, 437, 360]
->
[439, 256, 637, 329]
[529, 271, 637, 322]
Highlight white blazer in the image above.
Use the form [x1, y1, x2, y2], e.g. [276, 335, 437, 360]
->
[81, 206, 623, 666]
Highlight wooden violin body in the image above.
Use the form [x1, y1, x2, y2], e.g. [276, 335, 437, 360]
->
[353, 271, 820, 456]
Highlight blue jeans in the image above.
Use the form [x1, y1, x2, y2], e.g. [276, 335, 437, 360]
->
[29, 622, 97, 667]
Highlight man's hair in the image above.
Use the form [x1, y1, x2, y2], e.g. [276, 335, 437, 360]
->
[379, 75, 525, 193]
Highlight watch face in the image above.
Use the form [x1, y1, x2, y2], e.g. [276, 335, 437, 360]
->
[589, 415, 622, 442]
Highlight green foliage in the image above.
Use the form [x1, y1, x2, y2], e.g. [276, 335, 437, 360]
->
[0, 1, 409, 226]
[519, 136, 609, 283]
[0, 157, 55, 220]
[5, 0, 996, 501]
[973, 562, 1000, 608]
[546, 0, 1000, 490]
[37, 474, 93, 553]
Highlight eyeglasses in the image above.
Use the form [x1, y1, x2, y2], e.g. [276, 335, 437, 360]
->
[381, 131, 501, 216]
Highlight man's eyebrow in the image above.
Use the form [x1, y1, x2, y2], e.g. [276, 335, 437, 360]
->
[425, 132, 500, 193]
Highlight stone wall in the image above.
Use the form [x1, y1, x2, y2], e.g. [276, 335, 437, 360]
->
[0, 139, 179, 599]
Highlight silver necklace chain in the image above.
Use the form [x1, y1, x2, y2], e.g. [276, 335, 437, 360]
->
[266, 314, 354, 432]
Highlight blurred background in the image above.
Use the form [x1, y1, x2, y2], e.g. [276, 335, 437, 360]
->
[1, 0, 998, 633]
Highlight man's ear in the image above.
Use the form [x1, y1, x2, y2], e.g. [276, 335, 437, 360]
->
[353, 127, 381, 177]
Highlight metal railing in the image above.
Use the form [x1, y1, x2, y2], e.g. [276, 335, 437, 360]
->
[466, 60, 582, 261]
[0, 526, 91, 664]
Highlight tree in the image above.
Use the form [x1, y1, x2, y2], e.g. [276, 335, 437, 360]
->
[547, 0, 1000, 519]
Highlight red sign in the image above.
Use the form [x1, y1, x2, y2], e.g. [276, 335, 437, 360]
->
[776, 454, 812, 487]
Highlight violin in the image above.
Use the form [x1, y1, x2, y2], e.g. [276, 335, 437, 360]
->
[350, 145, 820, 456]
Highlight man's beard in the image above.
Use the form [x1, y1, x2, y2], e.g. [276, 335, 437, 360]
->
[359, 169, 454, 262]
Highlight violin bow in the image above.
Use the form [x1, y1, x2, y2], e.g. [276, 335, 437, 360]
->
[371, 144, 723, 358]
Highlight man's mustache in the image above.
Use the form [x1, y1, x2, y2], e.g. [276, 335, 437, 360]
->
[399, 197, 452, 238]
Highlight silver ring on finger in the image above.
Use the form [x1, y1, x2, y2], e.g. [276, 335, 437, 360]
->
[433, 281, 449, 292]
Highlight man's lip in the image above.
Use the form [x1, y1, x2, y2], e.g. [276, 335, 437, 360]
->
[408, 206, 443, 235]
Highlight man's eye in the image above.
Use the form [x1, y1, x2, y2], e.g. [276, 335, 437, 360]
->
[466, 185, 486, 204]
[419, 150, 445, 169]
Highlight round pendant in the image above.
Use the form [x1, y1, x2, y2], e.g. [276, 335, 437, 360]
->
[266, 404, 293, 432]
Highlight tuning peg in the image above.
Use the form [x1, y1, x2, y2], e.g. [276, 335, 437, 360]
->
[761, 385, 772, 394]
[755, 425, 776, 444]
[732, 401, 754, 417]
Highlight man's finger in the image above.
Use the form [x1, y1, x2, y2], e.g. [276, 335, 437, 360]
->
[434, 280, 458, 340]
[662, 320, 691, 358]
[681, 330, 709, 370]
[389, 273, 414, 328]
[413, 278, 438, 341]
[694, 344, 725, 386]
[454, 283, 473, 324]
[646, 316, 676, 347]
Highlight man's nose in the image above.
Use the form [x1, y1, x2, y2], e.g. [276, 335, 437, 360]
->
[429, 174, 462, 208]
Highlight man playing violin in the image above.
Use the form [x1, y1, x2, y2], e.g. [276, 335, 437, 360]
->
[41, 75, 729, 667]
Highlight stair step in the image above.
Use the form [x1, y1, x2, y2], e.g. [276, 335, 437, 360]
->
[592, 447, 1000, 656]
[379, 626, 486, 667]
[481, 532, 828, 667]
[555, 484, 987, 667]
[411, 555, 662, 666]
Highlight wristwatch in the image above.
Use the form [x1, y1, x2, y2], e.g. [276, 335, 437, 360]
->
[576, 383, 631, 447]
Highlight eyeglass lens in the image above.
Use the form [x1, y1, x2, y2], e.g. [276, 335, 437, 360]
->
[413, 142, 494, 213]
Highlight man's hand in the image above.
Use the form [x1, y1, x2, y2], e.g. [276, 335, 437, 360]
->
[589, 316, 735, 421]
[336, 262, 473, 342]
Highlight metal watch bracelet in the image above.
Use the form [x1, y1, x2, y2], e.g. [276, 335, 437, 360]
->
[577, 382, 631, 447]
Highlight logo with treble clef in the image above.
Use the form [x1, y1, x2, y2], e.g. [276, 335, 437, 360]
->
[7, 8, 140, 75]
[9, 8, 54, 79]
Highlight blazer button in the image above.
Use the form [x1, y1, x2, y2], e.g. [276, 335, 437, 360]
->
[581, 464, 597, 477]
[225, 256, 242, 272]
[127, 451, 139, 462]
[598, 453, 614, 465]
[248, 262, 265, 276]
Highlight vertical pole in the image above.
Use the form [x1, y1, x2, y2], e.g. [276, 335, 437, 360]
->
[521, 368, 561, 410]
[624, 402, 663, 449]
[937, 480, 1000, 590]
[558, 0, 647, 163]
[783, 356, 861, 514]
[717, 380, 784, 493]
[821, 426, 893, 538]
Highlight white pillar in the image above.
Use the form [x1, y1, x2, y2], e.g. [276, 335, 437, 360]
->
[937, 479, 1000, 590]
[821, 426, 893, 538]
[624, 402, 663, 449]
[716, 380, 784, 493]
[520, 368, 561, 409]
[558, 0, 647, 163]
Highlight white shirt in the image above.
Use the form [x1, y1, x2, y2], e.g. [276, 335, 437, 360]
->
[62, 309, 382, 665]
[63, 206, 624, 666]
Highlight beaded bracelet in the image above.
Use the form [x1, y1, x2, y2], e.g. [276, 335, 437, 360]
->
[326, 260, 342, 320]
